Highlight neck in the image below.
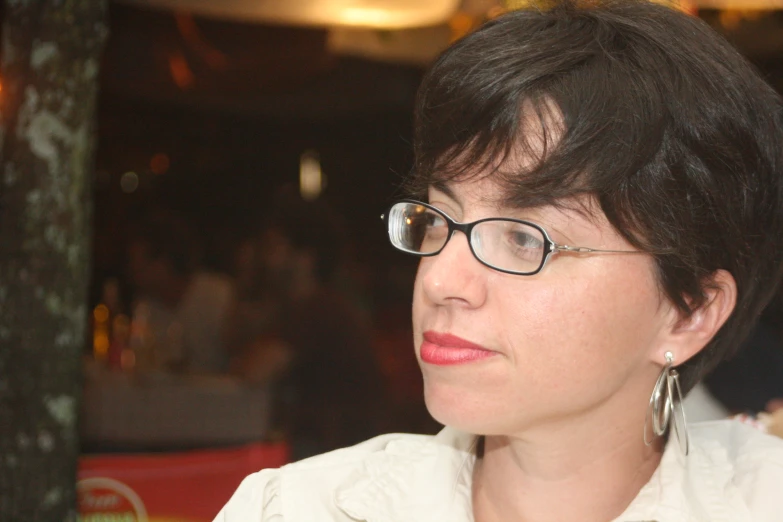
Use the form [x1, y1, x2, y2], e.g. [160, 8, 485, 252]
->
[472, 385, 663, 522]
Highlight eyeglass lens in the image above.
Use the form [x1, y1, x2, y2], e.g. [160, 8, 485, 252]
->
[387, 202, 547, 274]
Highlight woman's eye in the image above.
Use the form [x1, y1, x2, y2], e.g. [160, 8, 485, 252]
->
[509, 230, 542, 249]
[425, 213, 447, 228]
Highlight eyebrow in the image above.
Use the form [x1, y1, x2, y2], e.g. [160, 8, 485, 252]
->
[430, 181, 460, 204]
[429, 182, 579, 241]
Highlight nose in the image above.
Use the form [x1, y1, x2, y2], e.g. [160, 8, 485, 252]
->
[416, 230, 488, 309]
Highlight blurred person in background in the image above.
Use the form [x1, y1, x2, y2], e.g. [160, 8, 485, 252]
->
[704, 299, 783, 414]
[228, 190, 389, 459]
[128, 209, 235, 374]
[223, 228, 280, 364]
[682, 292, 783, 419]
[216, 1, 783, 520]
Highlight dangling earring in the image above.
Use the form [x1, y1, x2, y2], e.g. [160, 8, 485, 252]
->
[644, 351, 689, 456]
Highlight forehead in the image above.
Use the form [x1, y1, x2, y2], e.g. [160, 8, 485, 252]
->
[425, 97, 575, 206]
[430, 176, 598, 221]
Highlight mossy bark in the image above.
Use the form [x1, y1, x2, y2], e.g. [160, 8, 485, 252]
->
[0, 1, 107, 520]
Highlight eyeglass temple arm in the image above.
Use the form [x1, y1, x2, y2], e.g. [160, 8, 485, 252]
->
[552, 245, 640, 254]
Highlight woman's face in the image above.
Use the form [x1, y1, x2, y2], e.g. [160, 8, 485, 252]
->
[412, 178, 675, 436]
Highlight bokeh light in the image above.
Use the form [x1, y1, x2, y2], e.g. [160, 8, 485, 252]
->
[120, 171, 140, 193]
[150, 153, 170, 175]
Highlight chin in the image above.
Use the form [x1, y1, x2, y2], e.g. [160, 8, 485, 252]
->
[423, 379, 508, 435]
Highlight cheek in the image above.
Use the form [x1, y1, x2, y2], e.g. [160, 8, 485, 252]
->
[500, 262, 664, 391]
[413, 255, 666, 434]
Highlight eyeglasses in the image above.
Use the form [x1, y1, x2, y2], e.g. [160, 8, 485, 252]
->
[381, 200, 642, 276]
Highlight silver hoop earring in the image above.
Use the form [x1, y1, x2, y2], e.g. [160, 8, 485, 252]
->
[644, 351, 689, 456]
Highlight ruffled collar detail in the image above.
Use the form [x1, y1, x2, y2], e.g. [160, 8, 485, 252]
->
[334, 427, 478, 522]
[613, 429, 752, 522]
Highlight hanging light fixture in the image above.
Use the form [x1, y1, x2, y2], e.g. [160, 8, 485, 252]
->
[117, 0, 461, 29]
[299, 150, 325, 201]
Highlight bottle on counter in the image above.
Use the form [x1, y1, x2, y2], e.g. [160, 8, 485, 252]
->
[92, 278, 132, 371]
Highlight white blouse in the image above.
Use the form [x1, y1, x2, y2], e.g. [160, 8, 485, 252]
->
[214, 420, 783, 522]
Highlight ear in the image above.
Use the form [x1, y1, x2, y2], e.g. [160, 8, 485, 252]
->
[658, 269, 737, 366]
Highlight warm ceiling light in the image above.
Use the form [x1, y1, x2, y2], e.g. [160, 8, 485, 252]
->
[118, 0, 461, 29]
[693, 0, 783, 6]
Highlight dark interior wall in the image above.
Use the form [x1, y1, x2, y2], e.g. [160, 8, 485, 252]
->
[92, 2, 424, 307]
[91, 3, 783, 310]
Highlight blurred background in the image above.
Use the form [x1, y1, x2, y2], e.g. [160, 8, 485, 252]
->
[73, 0, 783, 519]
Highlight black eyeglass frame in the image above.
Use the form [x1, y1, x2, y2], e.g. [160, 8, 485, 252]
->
[381, 199, 639, 276]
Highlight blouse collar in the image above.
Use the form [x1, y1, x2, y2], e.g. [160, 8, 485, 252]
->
[334, 425, 751, 522]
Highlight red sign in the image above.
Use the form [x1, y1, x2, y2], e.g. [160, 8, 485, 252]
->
[79, 442, 289, 522]
[78, 477, 148, 521]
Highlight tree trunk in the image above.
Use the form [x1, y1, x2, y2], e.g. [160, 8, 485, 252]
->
[0, 2, 108, 521]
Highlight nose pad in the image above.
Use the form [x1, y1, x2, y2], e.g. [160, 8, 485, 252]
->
[467, 228, 484, 261]
[437, 228, 470, 263]
[418, 229, 487, 308]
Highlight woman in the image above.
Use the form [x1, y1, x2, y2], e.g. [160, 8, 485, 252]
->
[216, 1, 783, 520]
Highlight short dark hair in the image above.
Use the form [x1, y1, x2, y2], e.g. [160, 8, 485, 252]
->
[407, 0, 783, 392]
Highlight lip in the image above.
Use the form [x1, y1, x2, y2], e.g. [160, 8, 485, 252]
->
[420, 331, 497, 366]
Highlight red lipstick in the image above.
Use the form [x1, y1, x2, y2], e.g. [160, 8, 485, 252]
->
[420, 331, 496, 366]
